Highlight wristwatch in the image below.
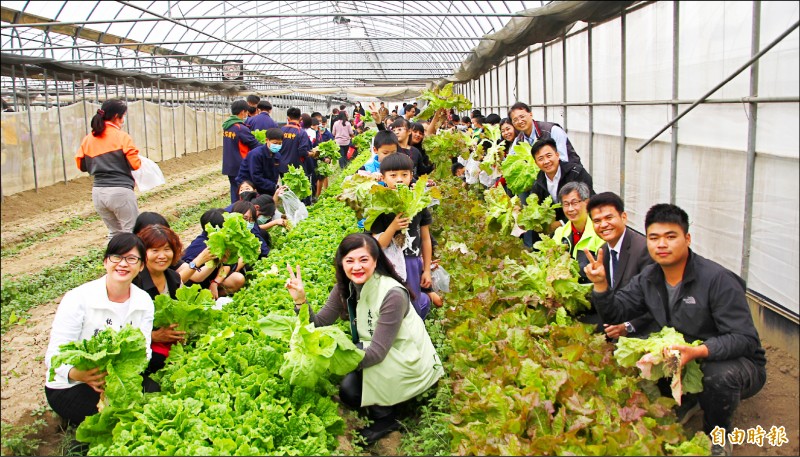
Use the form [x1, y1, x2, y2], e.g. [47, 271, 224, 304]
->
[188, 261, 201, 271]
[624, 322, 635, 334]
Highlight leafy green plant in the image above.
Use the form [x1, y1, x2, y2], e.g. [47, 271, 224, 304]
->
[413, 83, 472, 122]
[281, 164, 312, 199]
[205, 212, 262, 267]
[615, 327, 705, 403]
[362, 110, 374, 123]
[260, 304, 364, 390]
[351, 129, 377, 154]
[517, 194, 561, 233]
[478, 124, 506, 175]
[1, 420, 46, 456]
[422, 131, 470, 180]
[363, 175, 440, 249]
[153, 285, 227, 341]
[251, 129, 267, 144]
[484, 185, 520, 235]
[316, 140, 341, 162]
[501, 142, 540, 195]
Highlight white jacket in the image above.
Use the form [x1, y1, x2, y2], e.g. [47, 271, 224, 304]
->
[44, 276, 154, 389]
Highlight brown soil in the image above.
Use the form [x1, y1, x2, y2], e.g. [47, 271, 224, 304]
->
[1, 146, 797, 455]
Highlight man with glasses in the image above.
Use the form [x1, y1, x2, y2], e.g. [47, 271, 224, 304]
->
[508, 101, 581, 164]
[552, 181, 604, 283]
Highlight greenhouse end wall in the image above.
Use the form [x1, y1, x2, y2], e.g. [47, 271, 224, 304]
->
[457, 1, 799, 320]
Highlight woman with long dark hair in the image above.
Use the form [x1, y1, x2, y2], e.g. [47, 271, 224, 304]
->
[76, 99, 142, 238]
[285, 233, 443, 445]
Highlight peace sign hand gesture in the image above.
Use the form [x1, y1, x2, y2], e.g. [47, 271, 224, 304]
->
[583, 248, 609, 293]
[285, 263, 307, 305]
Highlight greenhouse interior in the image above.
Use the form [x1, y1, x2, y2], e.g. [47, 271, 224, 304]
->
[1, 1, 798, 456]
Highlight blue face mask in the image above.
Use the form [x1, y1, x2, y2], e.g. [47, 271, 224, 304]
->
[246, 221, 255, 231]
[269, 144, 282, 153]
[257, 215, 269, 225]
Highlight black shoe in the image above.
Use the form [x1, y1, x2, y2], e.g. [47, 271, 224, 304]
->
[675, 395, 702, 426]
[359, 416, 401, 446]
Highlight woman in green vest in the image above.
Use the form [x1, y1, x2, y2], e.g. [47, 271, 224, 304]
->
[286, 233, 444, 444]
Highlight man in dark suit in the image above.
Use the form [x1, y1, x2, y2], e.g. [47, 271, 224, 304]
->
[587, 192, 656, 338]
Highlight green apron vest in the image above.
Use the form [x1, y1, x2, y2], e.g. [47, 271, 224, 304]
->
[355, 274, 444, 406]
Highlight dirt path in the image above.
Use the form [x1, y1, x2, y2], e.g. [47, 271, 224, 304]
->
[0, 145, 797, 455]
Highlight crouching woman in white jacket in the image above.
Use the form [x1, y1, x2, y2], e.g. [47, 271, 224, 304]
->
[44, 233, 156, 426]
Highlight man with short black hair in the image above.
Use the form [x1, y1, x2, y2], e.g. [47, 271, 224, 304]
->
[278, 107, 312, 176]
[246, 94, 260, 108]
[585, 204, 767, 456]
[246, 100, 279, 130]
[509, 101, 581, 164]
[222, 99, 261, 204]
[587, 192, 656, 338]
[403, 105, 417, 120]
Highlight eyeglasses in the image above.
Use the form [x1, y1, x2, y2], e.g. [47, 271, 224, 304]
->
[561, 199, 586, 209]
[108, 254, 141, 265]
[511, 114, 529, 124]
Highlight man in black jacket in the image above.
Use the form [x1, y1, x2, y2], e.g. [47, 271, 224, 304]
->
[585, 204, 766, 454]
[521, 138, 593, 247]
[587, 192, 656, 338]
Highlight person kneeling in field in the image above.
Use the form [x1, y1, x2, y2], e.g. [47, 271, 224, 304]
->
[584, 204, 766, 456]
[45, 233, 158, 427]
[182, 209, 245, 299]
[285, 233, 444, 445]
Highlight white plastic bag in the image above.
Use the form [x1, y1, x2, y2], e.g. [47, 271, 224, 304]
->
[381, 237, 407, 281]
[280, 189, 309, 225]
[431, 265, 451, 293]
[464, 158, 480, 185]
[213, 296, 233, 310]
[132, 156, 165, 192]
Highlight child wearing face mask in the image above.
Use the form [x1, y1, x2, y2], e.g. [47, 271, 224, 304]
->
[236, 128, 284, 197]
[231, 201, 270, 268]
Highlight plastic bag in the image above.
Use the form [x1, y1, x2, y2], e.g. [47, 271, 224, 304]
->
[381, 237, 407, 281]
[431, 265, 451, 293]
[131, 156, 165, 192]
[464, 158, 480, 185]
[280, 189, 309, 225]
[347, 146, 357, 160]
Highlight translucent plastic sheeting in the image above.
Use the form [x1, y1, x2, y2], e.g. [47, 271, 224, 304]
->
[758, 3, 800, 100]
[1, 100, 224, 196]
[625, 2, 673, 102]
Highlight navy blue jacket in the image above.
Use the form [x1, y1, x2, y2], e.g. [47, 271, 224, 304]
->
[318, 129, 334, 143]
[236, 144, 281, 196]
[245, 112, 280, 131]
[278, 120, 312, 175]
[222, 123, 260, 177]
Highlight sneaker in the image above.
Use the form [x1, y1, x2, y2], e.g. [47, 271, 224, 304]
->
[675, 396, 702, 426]
[358, 416, 401, 446]
[711, 442, 733, 456]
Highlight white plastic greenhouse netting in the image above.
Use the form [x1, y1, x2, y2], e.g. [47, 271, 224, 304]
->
[456, 1, 799, 318]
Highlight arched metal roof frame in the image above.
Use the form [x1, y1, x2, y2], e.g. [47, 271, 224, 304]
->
[1, 1, 551, 89]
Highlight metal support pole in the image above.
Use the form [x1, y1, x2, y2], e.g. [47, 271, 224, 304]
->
[141, 80, 149, 158]
[513, 55, 519, 105]
[94, 73, 100, 103]
[103, 76, 108, 100]
[542, 43, 548, 121]
[11, 66, 18, 111]
[588, 24, 594, 176]
[637, 18, 800, 152]
[741, 2, 761, 282]
[204, 91, 209, 151]
[21, 65, 39, 191]
[54, 71, 68, 184]
[194, 89, 200, 154]
[156, 81, 163, 161]
[527, 46, 533, 107]
[562, 33, 568, 129]
[495, 66, 501, 112]
[182, 89, 187, 156]
[171, 88, 178, 159]
[670, 2, 680, 204]
[43, 70, 50, 110]
[620, 11, 627, 200]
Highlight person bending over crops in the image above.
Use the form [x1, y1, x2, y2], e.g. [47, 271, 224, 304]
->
[585, 204, 767, 456]
[285, 233, 444, 445]
[133, 224, 186, 376]
[76, 99, 141, 238]
[182, 209, 245, 299]
[237, 128, 283, 197]
[45, 233, 157, 426]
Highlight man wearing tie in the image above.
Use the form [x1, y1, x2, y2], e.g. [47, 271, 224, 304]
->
[587, 192, 655, 338]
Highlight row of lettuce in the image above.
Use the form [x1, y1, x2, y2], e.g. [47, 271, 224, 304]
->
[60, 116, 710, 455]
[69, 140, 374, 456]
